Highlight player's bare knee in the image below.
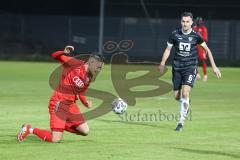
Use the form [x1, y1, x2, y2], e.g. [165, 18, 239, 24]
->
[52, 137, 62, 143]
[76, 123, 90, 136]
[51, 135, 62, 142]
[182, 91, 189, 98]
[81, 128, 90, 136]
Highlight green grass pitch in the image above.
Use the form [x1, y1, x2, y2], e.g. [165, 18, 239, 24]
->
[0, 61, 240, 160]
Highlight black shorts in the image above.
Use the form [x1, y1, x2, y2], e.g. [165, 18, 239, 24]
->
[172, 68, 197, 91]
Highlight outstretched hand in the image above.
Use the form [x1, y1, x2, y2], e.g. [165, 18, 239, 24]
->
[64, 46, 74, 54]
[159, 64, 166, 75]
[213, 67, 222, 78]
[86, 100, 93, 109]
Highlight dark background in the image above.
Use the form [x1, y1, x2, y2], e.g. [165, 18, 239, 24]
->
[1, 0, 240, 19]
[1, 0, 240, 65]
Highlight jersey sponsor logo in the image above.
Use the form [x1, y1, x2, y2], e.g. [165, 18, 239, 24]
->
[179, 42, 191, 52]
[73, 76, 84, 88]
[188, 37, 193, 41]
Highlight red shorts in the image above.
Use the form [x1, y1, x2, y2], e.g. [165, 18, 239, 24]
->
[49, 99, 86, 132]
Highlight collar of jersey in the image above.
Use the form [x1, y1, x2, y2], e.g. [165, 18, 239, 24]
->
[181, 28, 192, 35]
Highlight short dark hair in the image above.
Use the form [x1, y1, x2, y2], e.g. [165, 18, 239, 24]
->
[181, 12, 193, 20]
[90, 53, 105, 62]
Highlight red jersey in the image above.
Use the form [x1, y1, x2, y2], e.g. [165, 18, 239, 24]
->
[50, 51, 92, 107]
[193, 25, 208, 42]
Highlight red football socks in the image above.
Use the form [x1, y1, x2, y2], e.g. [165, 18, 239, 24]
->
[202, 61, 207, 75]
[33, 128, 52, 142]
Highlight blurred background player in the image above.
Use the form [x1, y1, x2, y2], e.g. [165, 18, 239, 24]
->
[193, 17, 209, 81]
[159, 12, 221, 131]
[17, 46, 104, 142]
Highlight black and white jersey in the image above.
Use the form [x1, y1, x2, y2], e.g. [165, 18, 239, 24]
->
[167, 28, 204, 70]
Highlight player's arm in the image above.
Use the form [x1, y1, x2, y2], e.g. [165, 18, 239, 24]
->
[79, 93, 92, 108]
[159, 43, 172, 74]
[72, 74, 93, 108]
[201, 42, 221, 78]
[79, 88, 92, 108]
[51, 46, 74, 64]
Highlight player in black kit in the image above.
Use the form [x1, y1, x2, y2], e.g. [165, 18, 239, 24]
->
[159, 12, 221, 131]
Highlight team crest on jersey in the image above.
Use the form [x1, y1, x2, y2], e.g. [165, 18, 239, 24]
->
[188, 37, 193, 41]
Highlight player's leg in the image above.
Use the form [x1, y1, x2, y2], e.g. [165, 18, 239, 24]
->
[172, 69, 185, 131]
[47, 100, 67, 142]
[17, 100, 67, 143]
[174, 90, 181, 101]
[196, 67, 201, 80]
[175, 69, 196, 131]
[29, 100, 67, 143]
[64, 103, 89, 136]
[76, 122, 90, 136]
[175, 85, 191, 131]
[172, 69, 182, 101]
[17, 124, 62, 142]
[179, 85, 191, 124]
[17, 100, 58, 142]
[202, 58, 208, 81]
[51, 131, 63, 142]
[64, 122, 89, 136]
[32, 128, 61, 142]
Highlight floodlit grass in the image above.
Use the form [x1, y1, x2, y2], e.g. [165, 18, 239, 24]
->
[0, 61, 240, 160]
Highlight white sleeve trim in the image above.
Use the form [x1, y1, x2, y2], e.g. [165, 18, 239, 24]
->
[167, 42, 173, 47]
[200, 42, 206, 47]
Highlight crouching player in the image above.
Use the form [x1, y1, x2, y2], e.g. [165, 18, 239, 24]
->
[17, 46, 104, 142]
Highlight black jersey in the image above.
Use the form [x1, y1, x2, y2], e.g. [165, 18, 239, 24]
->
[168, 28, 204, 70]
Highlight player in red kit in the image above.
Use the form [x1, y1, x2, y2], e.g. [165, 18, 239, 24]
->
[193, 17, 209, 81]
[17, 45, 104, 142]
